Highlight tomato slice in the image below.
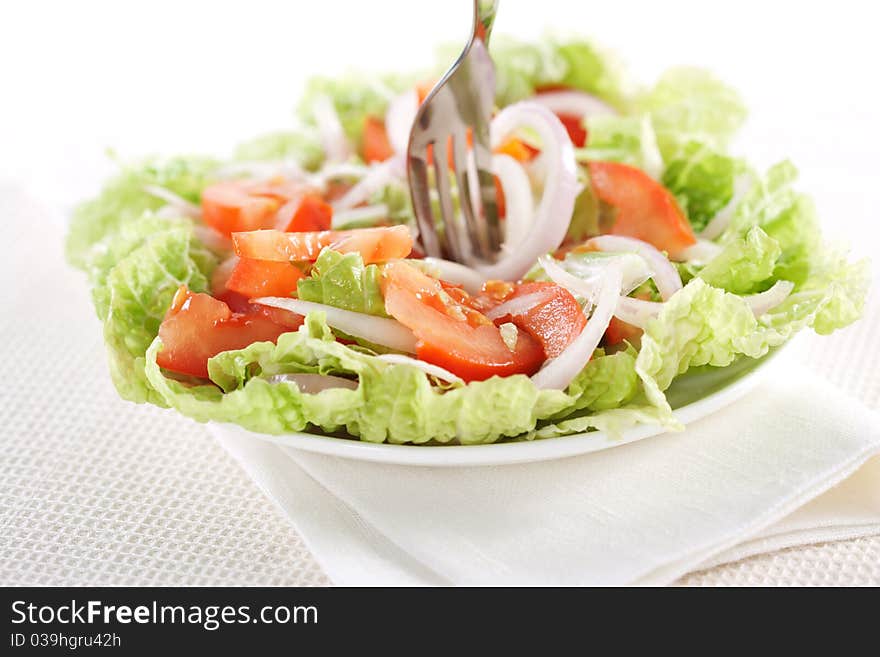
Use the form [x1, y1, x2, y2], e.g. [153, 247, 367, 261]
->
[225, 257, 305, 299]
[381, 262, 545, 382]
[587, 161, 696, 257]
[362, 115, 395, 163]
[215, 290, 304, 329]
[467, 281, 586, 358]
[202, 179, 310, 236]
[603, 316, 643, 347]
[281, 194, 333, 233]
[556, 112, 588, 148]
[232, 225, 413, 264]
[157, 287, 296, 379]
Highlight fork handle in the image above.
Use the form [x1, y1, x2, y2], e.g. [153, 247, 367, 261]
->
[473, 0, 499, 45]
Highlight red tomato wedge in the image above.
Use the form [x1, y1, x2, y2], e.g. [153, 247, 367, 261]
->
[232, 225, 413, 264]
[225, 258, 305, 299]
[587, 161, 696, 257]
[281, 194, 333, 233]
[381, 262, 546, 382]
[157, 287, 296, 379]
[362, 115, 395, 163]
[215, 290, 305, 329]
[473, 281, 587, 358]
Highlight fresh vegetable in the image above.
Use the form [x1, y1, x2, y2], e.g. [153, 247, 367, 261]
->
[382, 262, 546, 382]
[232, 225, 413, 264]
[67, 35, 868, 445]
[587, 161, 696, 257]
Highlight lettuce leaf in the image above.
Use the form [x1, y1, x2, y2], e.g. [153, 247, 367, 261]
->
[662, 142, 744, 232]
[66, 156, 218, 269]
[488, 36, 632, 109]
[297, 74, 412, 145]
[578, 114, 663, 176]
[697, 226, 781, 294]
[723, 161, 820, 286]
[146, 313, 575, 444]
[102, 226, 216, 405]
[644, 68, 747, 160]
[296, 250, 387, 316]
[234, 129, 324, 170]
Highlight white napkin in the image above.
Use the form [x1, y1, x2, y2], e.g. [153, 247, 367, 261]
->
[213, 364, 880, 586]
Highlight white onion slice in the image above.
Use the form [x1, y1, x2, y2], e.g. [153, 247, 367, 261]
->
[639, 115, 664, 181]
[613, 296, 663, 329]
[586, 235, 683, 301]
[421, 257, 486, 295]
[312, 95, 352, 163]
[491, 153, 533, 251]
[143, 185, 201, 219]
[532, 90, 617, 119]
[193, 225, 233, 254]
[677, 238, 723, 265]
[215, 160, 306, 181]
[477, 102, 579, 280]
[700, 173, 753, 240]
[255, 297, 417, 353]
[532, 264, 623, 390]
[210, 255, 239, 295]
[268, 373, 358, 393]
[485, 290, 552, 321]
[742, 280, 795, 317]
[385, 89, 419, 154]
[332, 204, 389, 228]
[563, 253, 651, 297]
[332, 156, 404, 211]
[375, 353, 463, 384]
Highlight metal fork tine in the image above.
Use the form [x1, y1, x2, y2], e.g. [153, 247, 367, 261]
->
[451, 130, 487, 260]
[470, 137, 502, 254]
[407, 153, 444, 258]
[431, 137, 466, 263]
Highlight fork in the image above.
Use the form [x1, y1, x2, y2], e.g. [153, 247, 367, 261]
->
[407, 0, 501, 265]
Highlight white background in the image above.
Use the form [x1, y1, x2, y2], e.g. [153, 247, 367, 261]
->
[2, 0, 879, 259]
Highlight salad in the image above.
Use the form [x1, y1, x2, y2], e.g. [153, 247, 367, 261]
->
[67, 36, 869, 444]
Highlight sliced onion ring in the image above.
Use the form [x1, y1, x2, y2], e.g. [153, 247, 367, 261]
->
[532, 90, 617, 119]
[476, 102, 579, 281]
[255, 297, 416, 354]
[491, 153, 533, 251]
[585, 235, 683, 301]
[143, 185, 201, 219]
[312, 95, 352, 163]
[376, 353, 463, 384]
[613, 296, 663, 329]
[742, 280, 795, 317]
[422, 257, 486, 295]
[485, 290, 552, 321]
[332, 156, 404, 211]
[267, 373, 358, 393]
[700, 173, 753, 240]
[532, 263, 623, 390]
[385, 89, 419, 154]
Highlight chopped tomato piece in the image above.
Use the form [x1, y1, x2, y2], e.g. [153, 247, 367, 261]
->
[362, 116, 395, 163]
[281, 195, 333, 233]
[215, 290, 304, 329]
[603, 316, 643, 347]
[556, 112, 588, 148]
[157, 287, 296, 379]
[225, 258, 305, 299]
[232, 225, 413, 264]
[381, 262, 545, 382]
[201, 179, 310, 236]
[469, 281, 586, 358]
[587, 161, 696, 257]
